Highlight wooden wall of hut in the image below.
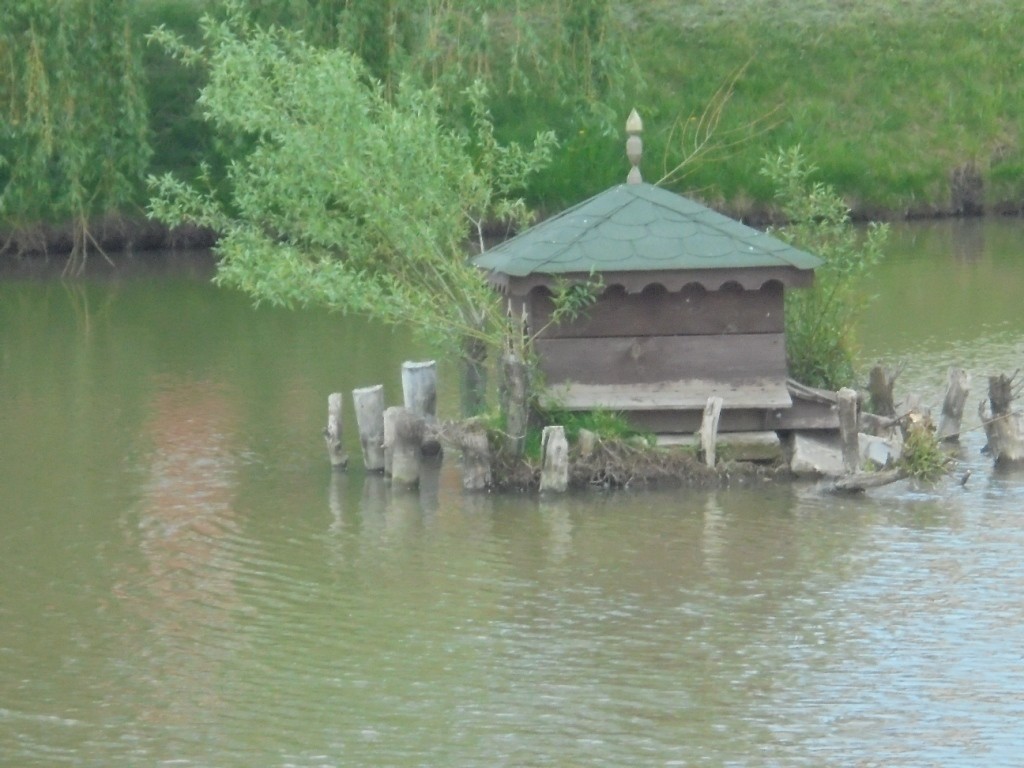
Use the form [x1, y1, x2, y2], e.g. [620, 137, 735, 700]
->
[526, 281, 790, 433]
[529, 282, 785, 340]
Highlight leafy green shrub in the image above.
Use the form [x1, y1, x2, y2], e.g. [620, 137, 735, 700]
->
[898, 419, 952, 482]
[761, 147, 888, 390]
[147, 8, 558, 415]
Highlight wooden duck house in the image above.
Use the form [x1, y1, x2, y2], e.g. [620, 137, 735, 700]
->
[473, 112, 824, 438]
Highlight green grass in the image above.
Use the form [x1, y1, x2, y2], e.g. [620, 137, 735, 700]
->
[897, 420, 953, 481]
[522, 406, 653, 461]
[135, 0, 1024, 217]
[517, 0, 1024, 214]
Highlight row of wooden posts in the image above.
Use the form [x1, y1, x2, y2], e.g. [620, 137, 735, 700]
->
[325, 360, 1024, 495]
[323, 360, 441, 487]
[831, 365, 1024, 492]
[863, 363, 1024, 466]
[324, 360, 740, 494]
[324, 359, 572, 493]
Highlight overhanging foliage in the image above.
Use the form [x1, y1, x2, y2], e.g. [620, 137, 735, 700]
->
[148, 7, 556, 360]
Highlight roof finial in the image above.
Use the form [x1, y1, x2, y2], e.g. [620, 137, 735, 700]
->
[625, 108, 643, 184]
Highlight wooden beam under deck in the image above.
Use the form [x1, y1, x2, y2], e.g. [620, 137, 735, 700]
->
[536, 334, 787, 387]
[541, 378, 793, 411]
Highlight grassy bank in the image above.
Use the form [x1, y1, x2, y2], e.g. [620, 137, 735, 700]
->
[520, 0, 1024, 215]
[7, 0, 1024, 258]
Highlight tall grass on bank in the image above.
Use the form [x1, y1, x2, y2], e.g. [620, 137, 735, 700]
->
[61, 1, 1024, 215]
[555, 0, 1024, 214]
[8, 0, 1024, 251]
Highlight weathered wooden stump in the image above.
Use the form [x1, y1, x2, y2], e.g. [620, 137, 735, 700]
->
[837, 387, 860, 473]
[402, 360, 441, 455]
[501, 351, 529, 458]
[540, 425, 569, 493]
[324, 393, 349, 469]
[458, 418, 492, 491]
[352, 384, 386, 471]
[401, 360, 437, 416]
[699, 396, 723, 468]
[937, 367, 970, 442]
[383, 406, 425, 487]
[868, 365, 897, 417]
[980, 374, 1024, 466]
[577, 428, 597, 459]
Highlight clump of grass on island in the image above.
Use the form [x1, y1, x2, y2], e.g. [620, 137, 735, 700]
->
[897, 419, 954, 482]
[481, 404, 791, 492]
[521, 406, 654, 461]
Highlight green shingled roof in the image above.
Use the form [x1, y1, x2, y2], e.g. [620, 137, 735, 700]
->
[474, 182, 821, 276]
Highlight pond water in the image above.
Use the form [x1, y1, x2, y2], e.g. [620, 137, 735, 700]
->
[2, 219, 1024, 767]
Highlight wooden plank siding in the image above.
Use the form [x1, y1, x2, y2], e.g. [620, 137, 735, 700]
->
[535, 334, 788, 387]
[526, 283, 814, 434]
[529, 284, 784, 339]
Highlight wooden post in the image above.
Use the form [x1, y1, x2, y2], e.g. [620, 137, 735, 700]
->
[459, 418, 492, 491]
[867, 365, 897, 417]
[937, 367, 971, 442]
[352, 384, 386, 471]
[540, 425, 569, 493]
[384, 406, 424, 487]
[402, 360, 441, 455]
[461, 337, 488, 417]
[324, 393, 349, 469]
[980, 374, 1024, 465]
[699, 396, 723, 468]
[401, 360, 437, 418]
[577, 428, 597, 459]
[501, 351, 528, 458]
[837, 387, 860, 474]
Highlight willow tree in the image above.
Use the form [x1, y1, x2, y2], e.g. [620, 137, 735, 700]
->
[0, 0, 150, 273]
[240, 0, 416, 81]
[147, 8, 556, 413]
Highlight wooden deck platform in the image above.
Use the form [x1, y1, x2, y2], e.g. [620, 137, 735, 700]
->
[541, 378, 840, 434]
[540, 378, 792, 410]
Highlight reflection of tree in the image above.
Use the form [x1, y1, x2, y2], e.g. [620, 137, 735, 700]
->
[951, 217, 985, 264]
[114, 375, 244, 727]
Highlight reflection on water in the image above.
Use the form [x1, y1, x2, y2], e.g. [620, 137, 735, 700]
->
[2, 226, 1024, 766]
[117, 375, 243, 729]
[859, 219, 1024, 410]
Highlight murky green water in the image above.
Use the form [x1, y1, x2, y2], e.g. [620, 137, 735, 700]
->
[2, 223, 1024, 766]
